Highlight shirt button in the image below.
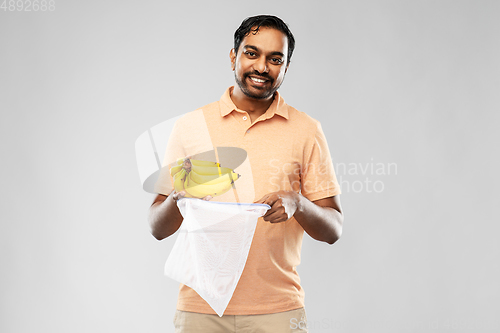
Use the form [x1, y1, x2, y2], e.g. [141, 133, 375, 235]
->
[243, 116, 247, 121]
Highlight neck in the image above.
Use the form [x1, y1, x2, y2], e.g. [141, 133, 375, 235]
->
[230, 86, 275, 118]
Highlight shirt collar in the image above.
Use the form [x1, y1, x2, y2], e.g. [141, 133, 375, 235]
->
[219, 86, 289, 120]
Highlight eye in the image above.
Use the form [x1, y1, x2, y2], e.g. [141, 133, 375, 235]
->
[271, 58, 284, 64]
[245, 51, 257, 57]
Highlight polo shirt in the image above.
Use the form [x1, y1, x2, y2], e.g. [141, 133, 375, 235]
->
[155, 86, 341, 315]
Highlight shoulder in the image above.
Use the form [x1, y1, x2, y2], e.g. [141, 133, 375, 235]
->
[286, 104, 322, 134]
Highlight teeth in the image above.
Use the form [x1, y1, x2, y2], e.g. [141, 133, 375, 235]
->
[250, 77, 266, 83]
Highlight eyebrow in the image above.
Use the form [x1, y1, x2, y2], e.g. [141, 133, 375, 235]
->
[243, 45, 285, 58]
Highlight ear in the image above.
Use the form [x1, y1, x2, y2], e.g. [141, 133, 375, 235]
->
[229, 48, 236, 71]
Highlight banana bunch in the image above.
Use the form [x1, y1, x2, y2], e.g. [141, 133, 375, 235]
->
[169, 157, 240, 199]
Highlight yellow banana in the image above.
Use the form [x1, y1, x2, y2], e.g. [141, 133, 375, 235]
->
[190, 159, 220, 167]
[171, 157, 238, 198]
[192, 164, 234, 176]
[182, 174, 196, 198]
[169, 165, 183, 177]
[184, 172, 234, 198]
[189, 169, 239, 185]
[176, 157, 219, 167]
[173, 169, 187, 193]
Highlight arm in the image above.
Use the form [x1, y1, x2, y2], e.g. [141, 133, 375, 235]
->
[256, 191, 343, 245]
[148, 191, 184, 240]
[295, 195, 343, 244]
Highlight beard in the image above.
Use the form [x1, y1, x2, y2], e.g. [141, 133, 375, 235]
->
[234, 71, 282, 100]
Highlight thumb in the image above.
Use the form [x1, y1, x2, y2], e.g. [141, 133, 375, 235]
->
[254, 194, 268, 204]
[172, 191, 185, 201]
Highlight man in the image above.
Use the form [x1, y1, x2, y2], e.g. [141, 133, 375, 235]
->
[149, 15, 343, 333]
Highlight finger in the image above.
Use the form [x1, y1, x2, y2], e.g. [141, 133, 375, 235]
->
[254, 194, 269, 204]
[268, 211, 288, 223]
[262, 209, 272, 218]
[172, 191, 185, 201]
[262, 204, 281, 219]
[263, 207, 287, 222]
[263, 211, 287, 223]
[262, 198, 283, 214]
[262, 201, 276, 214]
[262, 195, 278, 206]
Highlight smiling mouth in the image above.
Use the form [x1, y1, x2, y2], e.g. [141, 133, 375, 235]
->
[248, 76, 270, 85]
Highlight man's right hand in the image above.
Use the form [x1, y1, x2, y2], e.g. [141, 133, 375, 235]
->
[149, 191, 184, 240]
[171, 190, 186, 201]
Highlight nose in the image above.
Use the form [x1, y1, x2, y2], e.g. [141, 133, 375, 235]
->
[253, 57, 269, 74]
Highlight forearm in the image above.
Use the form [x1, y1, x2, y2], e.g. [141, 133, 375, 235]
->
[294, 194, 343, 245]
[148, 193, 183, 240]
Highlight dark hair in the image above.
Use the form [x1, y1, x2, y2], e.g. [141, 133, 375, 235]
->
[234, 15, 295, 66]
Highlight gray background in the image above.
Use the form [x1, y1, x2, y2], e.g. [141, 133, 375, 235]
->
[1, 0, 499, 332]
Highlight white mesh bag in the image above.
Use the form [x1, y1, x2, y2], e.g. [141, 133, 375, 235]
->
[164, 198, 270, 317]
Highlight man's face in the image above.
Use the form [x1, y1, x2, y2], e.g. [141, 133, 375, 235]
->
[230, 27, 289, 100]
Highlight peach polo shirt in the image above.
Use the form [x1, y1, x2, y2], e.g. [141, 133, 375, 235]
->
[155, 87, 341, 315]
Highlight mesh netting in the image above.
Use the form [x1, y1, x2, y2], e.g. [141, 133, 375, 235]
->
[164, 198, 270, 316]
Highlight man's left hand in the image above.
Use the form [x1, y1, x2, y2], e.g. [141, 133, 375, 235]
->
[255, 191, 301, 223]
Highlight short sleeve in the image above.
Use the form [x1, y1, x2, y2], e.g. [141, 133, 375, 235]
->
[153, 109, 216, 196]
[300, 122, 341, 201]
[153, 119, 186, 196]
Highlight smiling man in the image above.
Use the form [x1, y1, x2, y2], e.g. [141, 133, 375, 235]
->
[149, 15, 343, 333]
[231, 26, 288, 104]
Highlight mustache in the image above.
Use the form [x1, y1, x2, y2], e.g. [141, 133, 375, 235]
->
[244, 71, 273, 81]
